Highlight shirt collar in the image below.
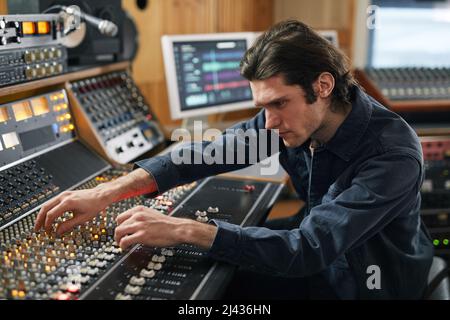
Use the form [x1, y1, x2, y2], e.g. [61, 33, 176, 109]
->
[322, 86, 373, 161]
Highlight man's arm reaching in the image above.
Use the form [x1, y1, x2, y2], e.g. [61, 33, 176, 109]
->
[34, 168, 157, 235]
[35, 110, 273, 243]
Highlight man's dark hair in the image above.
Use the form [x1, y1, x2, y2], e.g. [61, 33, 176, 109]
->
[241, 20, 357, 108]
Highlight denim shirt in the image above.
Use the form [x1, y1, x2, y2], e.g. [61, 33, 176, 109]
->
[135, 86, 434, 299]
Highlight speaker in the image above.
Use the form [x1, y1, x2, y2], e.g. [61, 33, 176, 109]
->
[120, 11, 139, 62]
[8, 0, 126, 66]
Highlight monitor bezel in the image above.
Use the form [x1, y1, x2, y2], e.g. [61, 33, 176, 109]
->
[161, 32, 256, 120]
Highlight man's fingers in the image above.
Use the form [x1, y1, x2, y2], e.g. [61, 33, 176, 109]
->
[56, 214, 90, 236]
[116, 206, 145, 225]
[114, 222, 139, 245]
[44, 200, 73, 233]
[115, 211, 133, 226]
[34, 197, 62, 231]
[119, 231, 144, 250]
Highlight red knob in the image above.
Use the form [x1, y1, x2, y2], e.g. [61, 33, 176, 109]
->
[244, 185, 255, 192]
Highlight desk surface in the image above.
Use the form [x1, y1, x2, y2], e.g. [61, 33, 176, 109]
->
[220, 154, 288, 184]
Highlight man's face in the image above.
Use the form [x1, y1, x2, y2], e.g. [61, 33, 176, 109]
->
[250, 75, 329, 148]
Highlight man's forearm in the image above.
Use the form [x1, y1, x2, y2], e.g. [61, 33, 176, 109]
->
[96, 168, 158, 204]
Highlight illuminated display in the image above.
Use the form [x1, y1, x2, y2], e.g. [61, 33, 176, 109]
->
[57, 113, 71, 122]
[2, 132, 20, 149]
[172, 39, 251, 111]
[60, 123, 75, 133]
[22, 22, 36, 35]
[0, 107, 9, 123]
[0, 91, 73, 164]
[31, 97, 50, 116]
[37, 21, 51, 35]
[12, 101, 33, 122]
[50, 92, 66, 101]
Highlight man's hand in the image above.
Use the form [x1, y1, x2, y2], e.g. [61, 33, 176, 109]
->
[115, 206, 218, 250]
[34, 186, 112, 235]
[34, 168, 157, 235]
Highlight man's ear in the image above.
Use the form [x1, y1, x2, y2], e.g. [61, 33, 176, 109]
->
[315, 72, 335, 99]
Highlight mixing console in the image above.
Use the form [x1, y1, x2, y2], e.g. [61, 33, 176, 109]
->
[0, 159, 59, 227]
[0, 166, 281, 300]
[364, 67, 450, 101]
[0, 167, 197, 300]
[0, 89, 75, 167]
[84, 177, 277, 300]
[0, 65, 282, 300]
[69, 71, 165, 164]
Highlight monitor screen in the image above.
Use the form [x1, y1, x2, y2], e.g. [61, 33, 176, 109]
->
[162, 33, 256, 120]
[369, 0, 450, 68]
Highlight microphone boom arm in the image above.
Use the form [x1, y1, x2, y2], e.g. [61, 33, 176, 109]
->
[62, 5, 118, 37]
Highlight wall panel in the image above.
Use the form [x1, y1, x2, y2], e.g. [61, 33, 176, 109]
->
[123, 0, 274, 129]
[274, 0, 355, 60]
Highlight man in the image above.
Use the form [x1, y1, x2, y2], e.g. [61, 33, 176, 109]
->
[35, 20, 433, 299]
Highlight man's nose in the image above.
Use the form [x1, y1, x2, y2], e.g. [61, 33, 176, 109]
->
[265, 110, 280, 130]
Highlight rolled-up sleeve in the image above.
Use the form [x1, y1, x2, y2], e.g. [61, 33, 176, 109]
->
[135, 156, 181, 195]
[208, 152, 422, 277]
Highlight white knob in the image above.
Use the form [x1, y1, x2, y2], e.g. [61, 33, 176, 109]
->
[147, 261, 162, 270]
[124, 284, 142, 295]
[195, 210, 207, 217]
[196, 216, 209, 223]
[152, 254, 166, 263]
[140, 269, 156, 278]
[115, 293, 132, 300]
[161, 249, 174, 257]
[129, 276, 146, 286]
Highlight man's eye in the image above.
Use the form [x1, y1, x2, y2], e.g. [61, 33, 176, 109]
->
[275, 100, 287, 108]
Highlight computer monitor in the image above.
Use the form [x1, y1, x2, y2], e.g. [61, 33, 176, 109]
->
[161, 32, 256, 120]
[367, 0, 450, 68]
